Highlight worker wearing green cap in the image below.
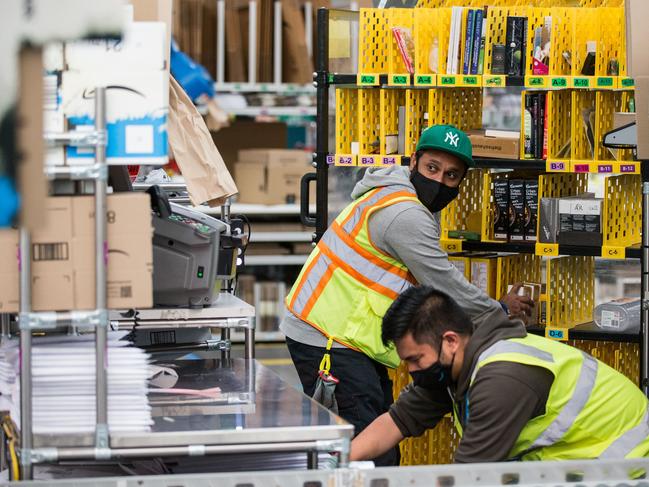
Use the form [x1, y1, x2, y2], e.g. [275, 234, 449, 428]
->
[281, 124, 533, 466]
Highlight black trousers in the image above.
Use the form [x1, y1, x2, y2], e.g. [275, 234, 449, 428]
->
[286, 337, 400, 466]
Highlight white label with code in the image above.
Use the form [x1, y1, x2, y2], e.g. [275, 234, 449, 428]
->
[601, 310, 620, 329]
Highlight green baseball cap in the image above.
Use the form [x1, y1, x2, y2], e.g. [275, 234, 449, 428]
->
[416, 124, 475, 168]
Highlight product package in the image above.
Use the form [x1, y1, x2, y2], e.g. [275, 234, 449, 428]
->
[524, 180, 539, 242]
[508, 179, 525, 241]
[392, 27, 415, 74]
[493, 180, 509, 240]
[505, 16, 527, 76]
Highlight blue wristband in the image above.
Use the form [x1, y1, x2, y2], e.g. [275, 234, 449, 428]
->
[500, 301, 509, 314]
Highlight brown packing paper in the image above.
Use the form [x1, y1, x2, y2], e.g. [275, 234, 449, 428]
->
[634, 77, 649, 159]
[168, 76, 238, 206]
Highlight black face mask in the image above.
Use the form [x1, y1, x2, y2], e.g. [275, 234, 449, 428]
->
[410, 167, 460, 214]
[410, 342, 455, 390]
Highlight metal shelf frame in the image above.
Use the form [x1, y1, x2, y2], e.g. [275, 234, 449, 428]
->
[307, 7, 649, 395]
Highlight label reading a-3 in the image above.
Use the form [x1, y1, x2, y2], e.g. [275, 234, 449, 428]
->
[391, 75, 408, 85]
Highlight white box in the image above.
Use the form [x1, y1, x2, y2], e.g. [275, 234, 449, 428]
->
[65, 21, 166, 71]
[62, 70, 168, 165]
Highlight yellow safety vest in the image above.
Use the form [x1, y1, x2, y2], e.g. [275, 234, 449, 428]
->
[454, 333, 649, 461]
[285, 186, 420, 368]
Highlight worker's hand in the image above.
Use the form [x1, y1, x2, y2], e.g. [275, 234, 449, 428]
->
[501, 283, 534, 320]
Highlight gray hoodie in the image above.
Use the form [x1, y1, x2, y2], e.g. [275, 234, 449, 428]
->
[280, 166, 505, 348]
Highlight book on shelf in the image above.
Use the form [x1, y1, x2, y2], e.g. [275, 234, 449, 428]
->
[505, 16, 527, 77]
[542, 94, 549, 160]
[392, 27, 415, 74]
[448, 6, 463, 74]
[477, 13, 487, 74]
[470, 9, 484, 75]
[523, 92, 548, 160]
[462, 9, 476, 75]
[532, 16, 551, 75]
[523, 94, 533, 158]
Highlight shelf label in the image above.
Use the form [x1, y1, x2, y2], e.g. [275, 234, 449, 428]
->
[535, 243, 559, 256]
[545, 327, 569, 341]
[462, 75, 479, 86]
[573, 77, 591, 88]
[328, 74, 335, 83]
[573, 163, 590, 173]
[326, 154, 335, 165]
[526, 76, 547, 88]
[596, 77, 615, 88]
[597, 164, 613, 173]
[357, 74, 379, 86]
[381, 155, 398, 166]
[620, 77, 634, 88]
[414, 74, 435, 86]
[483, 75, 505, 87]
[441, 238, 463, 253]
[601, 245, 626, 259]
[389, 74, 410, 86]
[547, 160, 569, 172]
[619, 163, 638, 173]
[335, 154, 357, 166]
[550, 77, 568, 88]
[439, 75, 457, 86]
[359, 155, 378, 166]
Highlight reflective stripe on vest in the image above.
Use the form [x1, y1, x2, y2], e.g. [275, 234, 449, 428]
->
[289, 250, 333, 317]
[471, 340, 598, 452]
[340, 186, 415, 237]
[600, 408, 649, 459]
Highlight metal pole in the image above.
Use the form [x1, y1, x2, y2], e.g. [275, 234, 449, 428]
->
[641, 161, 649, 395]
[19, 228, 33, 480]
[93, 87, 110, 449]
[273, 1, 283, 85]
[304, 1, 313, 58]
[216, 0, 226, 85]
[1, 314, 11, 338]
[314, 8, 330, 241]
[248, 0, 257, 85]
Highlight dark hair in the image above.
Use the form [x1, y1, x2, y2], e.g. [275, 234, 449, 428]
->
[382, 286, 474, 348]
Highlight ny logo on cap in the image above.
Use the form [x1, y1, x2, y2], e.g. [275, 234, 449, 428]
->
[445, 131, 459, 147]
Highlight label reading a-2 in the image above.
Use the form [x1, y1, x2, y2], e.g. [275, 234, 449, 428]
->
[551, 77, 567, 88]
[359, 74, 377, 85]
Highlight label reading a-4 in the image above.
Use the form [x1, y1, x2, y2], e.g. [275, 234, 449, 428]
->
[416, 75, 433, 85]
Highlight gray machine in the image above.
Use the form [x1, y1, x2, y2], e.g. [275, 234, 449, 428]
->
[149, 186, 238, 308]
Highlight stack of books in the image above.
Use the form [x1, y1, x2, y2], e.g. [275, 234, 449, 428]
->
[523, 92, 548, 160]
[446, 7, 487, 75]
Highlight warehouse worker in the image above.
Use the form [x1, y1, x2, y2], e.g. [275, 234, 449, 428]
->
[281, 124, 533, 466]
[351, 285, 649, 463]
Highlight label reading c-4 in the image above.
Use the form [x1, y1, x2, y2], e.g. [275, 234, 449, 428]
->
[546, 327, 568, 341]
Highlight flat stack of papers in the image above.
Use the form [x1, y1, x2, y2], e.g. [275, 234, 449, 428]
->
[0, 332, 152, 435]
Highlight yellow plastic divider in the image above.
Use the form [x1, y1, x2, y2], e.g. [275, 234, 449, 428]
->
[358, 8, 390, 74]
[414, 8, 441, 80]
[495, 254, 543, 300]
[545, 256, 595, 328]
[440, 168, 484, 240]
[548, 8, 575, 81]
[603, 174, 641, 247]
[404, 89, 429, 155]
[570, 340, 639, 385]
[380, 89, 405, 156]
[388, 9, 414, 76]
[546, 90, 572, 161]
[570, 90, 597, 161]
[357, 88, 381, 156]
[571, 7, 599, 87]
[335, 88, 358, 155]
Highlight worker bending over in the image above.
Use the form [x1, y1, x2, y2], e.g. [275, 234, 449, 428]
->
[281, 124, 532, 466]
[351, 286, 649, 463]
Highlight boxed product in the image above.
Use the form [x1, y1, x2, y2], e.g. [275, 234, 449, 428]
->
[492, 180, 509, 241]
[539, 197, 560, 243]
[470, 255, 498, 298]
[62, 70, 168, 165]
[468, 130, 520, 160]
[507, 282, 541, 325]
[508, 180, 525, 241]
[557, 198, 603, 246]
[234, 149, 311, 205]
[0, 194, 153, 312]
[524, 180, 539, 242]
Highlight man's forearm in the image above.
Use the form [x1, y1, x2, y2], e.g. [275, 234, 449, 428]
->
[350, 412, 404, 462]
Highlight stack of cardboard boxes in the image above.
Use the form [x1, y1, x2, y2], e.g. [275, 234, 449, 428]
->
[627, 0, 649, 160]
[234, 149, 311, 205]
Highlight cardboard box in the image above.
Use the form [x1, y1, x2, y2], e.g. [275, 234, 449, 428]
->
[130, 0, 173, 72]
[634, 76, 649, 159]
[468, 130, 520, 160]
[626, 0, 649, 78]
[524, 180, 539, 242]
[0, 194, 153, 312]
[493, 180, 509, 241]
[508, 180, 525, 241]
[62, 70, 168, 165]
[235, 149, 311, 205]
[613, 111, 636, 130]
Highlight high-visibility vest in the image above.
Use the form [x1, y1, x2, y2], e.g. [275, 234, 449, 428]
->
[453, 333, 649, 461]
[285, 186, 420, 368]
